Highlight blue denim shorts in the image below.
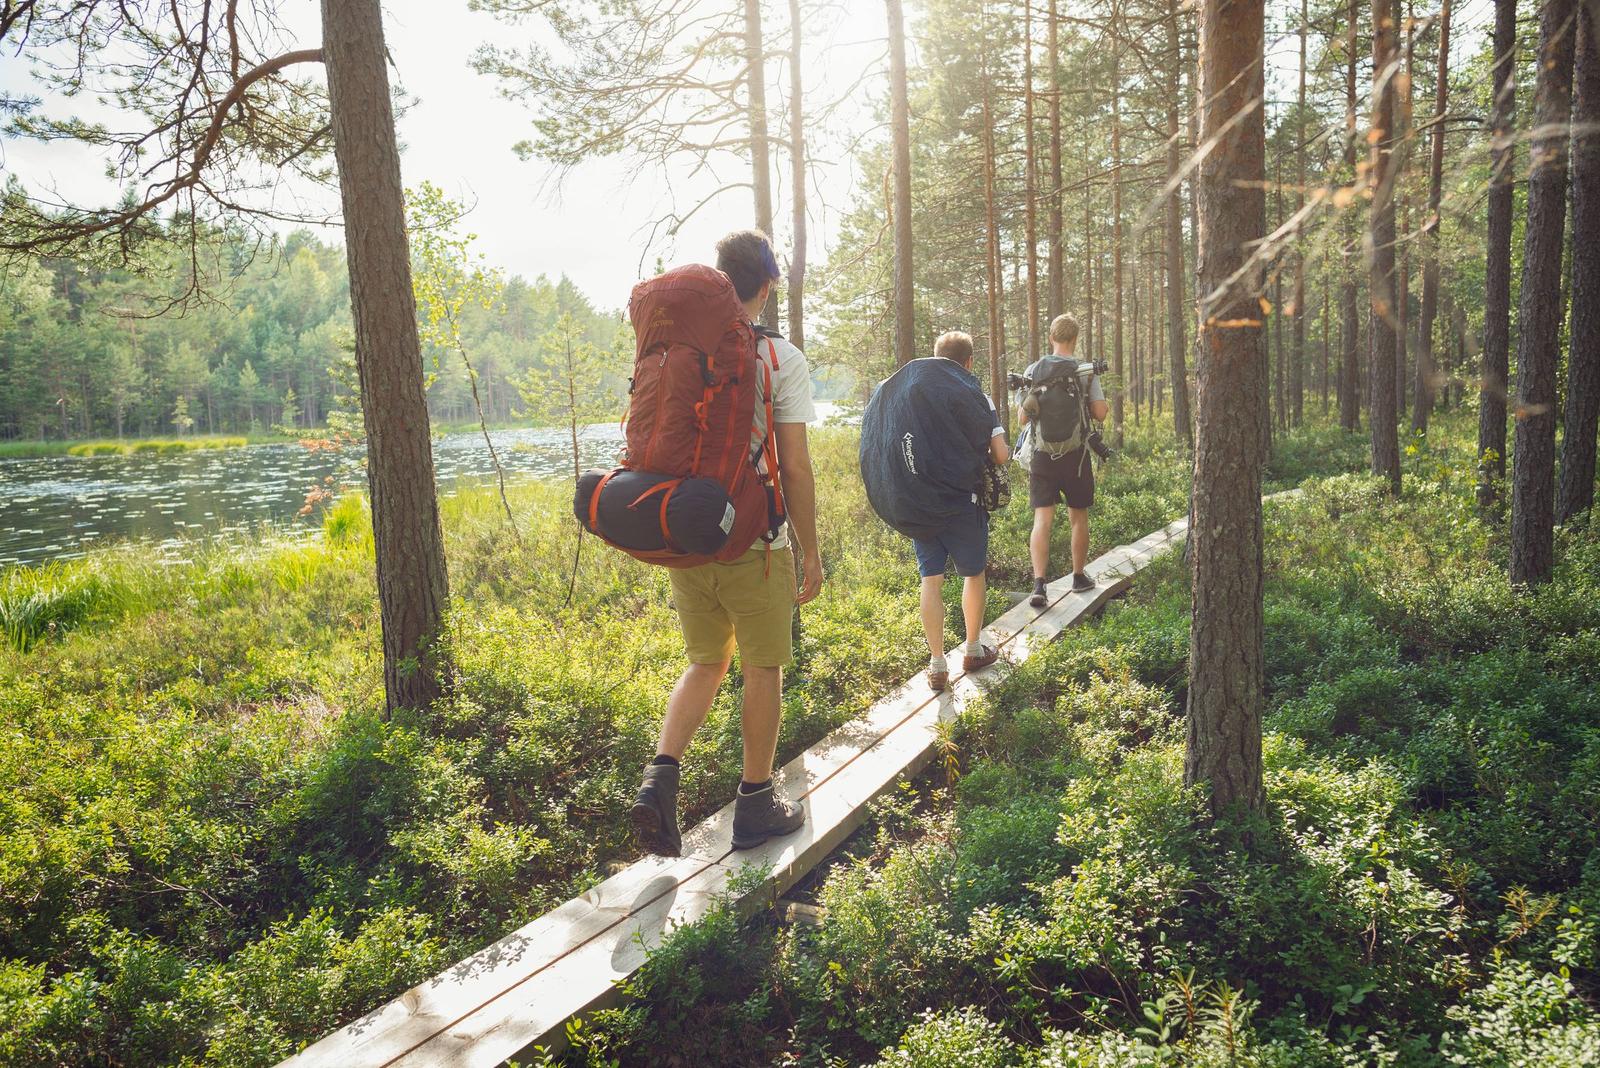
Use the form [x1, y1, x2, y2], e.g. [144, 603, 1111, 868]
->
[912, 505, 990, 578]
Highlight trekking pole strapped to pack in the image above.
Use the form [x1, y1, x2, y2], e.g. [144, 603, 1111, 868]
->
[573, 264, 784, 568]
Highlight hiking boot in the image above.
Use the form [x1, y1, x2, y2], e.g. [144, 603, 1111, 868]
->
[928, 666, 949, 692]
[631, 762, 682, 857]
[1071, 571, 1096, 593]
[962, 643, 999, 673]
[1029, 578, 1048, 608]
[731, 782, 805, 850]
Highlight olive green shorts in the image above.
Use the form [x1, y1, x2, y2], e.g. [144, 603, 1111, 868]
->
[669, 544, 796, 668]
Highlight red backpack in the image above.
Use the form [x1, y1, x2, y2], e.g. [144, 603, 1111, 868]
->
[574, 264, 784, 568]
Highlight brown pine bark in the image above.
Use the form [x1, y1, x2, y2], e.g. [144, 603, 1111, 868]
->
[1024, 0, 1040, 362]
[787, 0, 807, 349]
[1048, 0, 1065, 319]
[1111, 13, 1126, 448]
[1480, 0, 1516, 497]
[1414, 0, 1451, 434]
[1340, 0, 1362, 431]
[1292, 0, 1307, 427]
[1166, 0, 1192, 447]
[744, 0, 778, 329]
[1187, 0, 1267, 818]
[322, 0, 450, 714]
[1395, 5, 1415, 422]
[887, 0, 916, 366]
[1558, 7, 1600, 522]
[983, 79, 1009, 434]
[1368, 0, 1402, 494]
[1511, 0, 1575, 585]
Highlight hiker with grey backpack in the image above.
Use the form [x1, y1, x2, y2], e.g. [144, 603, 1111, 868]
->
[1012, 313, 1110, 607]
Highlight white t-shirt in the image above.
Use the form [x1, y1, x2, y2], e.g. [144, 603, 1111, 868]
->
[752, 330, 816, 550]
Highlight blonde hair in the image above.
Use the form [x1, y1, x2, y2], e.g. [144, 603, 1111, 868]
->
[933, 331, 974, 367]
[1048, 314, 1080, 348]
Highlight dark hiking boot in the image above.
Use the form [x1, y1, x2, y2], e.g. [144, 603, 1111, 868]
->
[1029, 579, 1048, 608]
[962, 643, 999, 673]
[731, 783, 805, 850]
[1071, 571, 1097, 593]
[631, 762, 682, 857]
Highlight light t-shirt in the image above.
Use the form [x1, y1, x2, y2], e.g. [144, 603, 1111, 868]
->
[752, 329, 816, 550]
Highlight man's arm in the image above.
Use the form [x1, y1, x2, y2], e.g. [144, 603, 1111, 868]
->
[775, 421, 823, 605]
[1089, 398, 1110, 422]
[990, 432, 1010, 465]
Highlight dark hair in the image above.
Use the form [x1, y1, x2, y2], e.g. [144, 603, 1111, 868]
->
[715, 229, 780, 301]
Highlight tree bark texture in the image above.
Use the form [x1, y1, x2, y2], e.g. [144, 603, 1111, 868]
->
[1186, 0, 1267, 818]
[1292, 0, 1307, 427]
[983, 80, 1009, 434]
[1048, 0, 1065, 319]
[787, 0, 807, 350]
[1368, 0, 1402, 494]
[1340, 0, 1362, 431]
[744, 0, 778, 329]
[1510, 0, 1575, 585]
[1166, 0, 1192, 448]
[1024, 0, 1040, 362]
[1558, 6, 1600, 522]
[1111, 18, 1126, 449]
[887, 0, 916, 366]
[1481, 0, 1517, 491]
[1414, 0, 1451, 434]
[321, 0, 450, 715]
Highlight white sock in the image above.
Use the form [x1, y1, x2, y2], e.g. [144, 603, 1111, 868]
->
[929, 653, 947, 672]
[966, 639, 982, 656]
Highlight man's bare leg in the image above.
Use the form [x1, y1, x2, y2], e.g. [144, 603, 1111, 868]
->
[739, 664, 783, 783]
[1030, 505, 1056, 579]
[655, 659, 730, 760]
[1069, 507, 1091, 576]
[961, 573, 986, 645]
[920, 575, 947, 659]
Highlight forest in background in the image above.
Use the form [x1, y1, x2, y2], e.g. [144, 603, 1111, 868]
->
[0, 227, 622, 442]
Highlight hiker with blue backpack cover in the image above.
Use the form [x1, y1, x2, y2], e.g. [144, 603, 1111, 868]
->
[1014, 313, 1109, 607]
[859, 331, 1009, 693]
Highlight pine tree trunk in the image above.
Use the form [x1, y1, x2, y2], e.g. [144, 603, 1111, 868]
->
[1480, 0, 1517, 499]
[1414, 0, 1451, 435]
[1395, 6, 1415, 423]
[1368, 0, 1402, 494]
[1558, 8, 1600, 522]
[322, 0, 450, 715]
[744, 0, 778, 329]
[1187, 0, 1267, 818]
[1166, 0, 1192, 448]
[887, 0, 916, 366]
[984, 77, 1009, 434]
[787, 0, 807, 349]
[1511, 0, 1575, 585]
[1111, 15, 1125, 448]
[1048, 0, 1064, 319]
[1340, 0, 1362, 432]
[1292, 0, 1307, 427]
[1024, 0, 1040, 362]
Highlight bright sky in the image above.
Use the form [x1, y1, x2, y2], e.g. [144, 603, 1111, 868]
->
[0, 0, 892, 308]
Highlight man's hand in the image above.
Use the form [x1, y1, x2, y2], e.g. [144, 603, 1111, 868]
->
[797, 549, 825, 605]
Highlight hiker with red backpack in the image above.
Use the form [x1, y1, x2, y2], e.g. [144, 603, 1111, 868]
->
[575, 229, 820, 856]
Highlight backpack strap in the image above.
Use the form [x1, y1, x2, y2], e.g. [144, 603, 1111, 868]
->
[762, 338, 786, 526]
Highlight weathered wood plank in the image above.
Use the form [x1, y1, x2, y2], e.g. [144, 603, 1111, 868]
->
[282, 513, 1206, 1068]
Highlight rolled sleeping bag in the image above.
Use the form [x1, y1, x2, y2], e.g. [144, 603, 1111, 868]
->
[574, 468, 736, 557]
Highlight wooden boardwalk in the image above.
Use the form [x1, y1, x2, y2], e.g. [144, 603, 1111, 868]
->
[282, 515, 1193, 1068]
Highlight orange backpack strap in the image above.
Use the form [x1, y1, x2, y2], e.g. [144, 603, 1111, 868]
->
[763, 339, 785, 523]
[588, 470, 618, 531]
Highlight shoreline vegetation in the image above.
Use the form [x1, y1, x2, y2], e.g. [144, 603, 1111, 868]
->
[0, 433, 276, 459]
[0, 417, 1392, 1066]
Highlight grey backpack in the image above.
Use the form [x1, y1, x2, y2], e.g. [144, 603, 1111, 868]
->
[1021, 360, 1089, 458]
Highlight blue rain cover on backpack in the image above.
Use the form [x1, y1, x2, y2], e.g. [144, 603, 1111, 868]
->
[859, 357, 994, 540]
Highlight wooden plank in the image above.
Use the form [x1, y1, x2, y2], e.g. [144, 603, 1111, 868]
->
[280, 853, 721, 1068]
[281, 510, 1209, 1068]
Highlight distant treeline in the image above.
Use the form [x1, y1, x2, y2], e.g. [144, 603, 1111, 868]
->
[0, 229, 623, 442]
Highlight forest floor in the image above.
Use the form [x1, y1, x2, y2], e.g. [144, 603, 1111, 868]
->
[3, 412, 1593, 1067]
[550, 418, 1600, 1068]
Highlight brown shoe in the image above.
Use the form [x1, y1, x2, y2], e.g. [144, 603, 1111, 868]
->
[928, 667, 949, 692]
[962, 644, 999, 673]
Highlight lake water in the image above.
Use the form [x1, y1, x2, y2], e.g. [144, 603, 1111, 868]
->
[0, 404, 846, 567]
